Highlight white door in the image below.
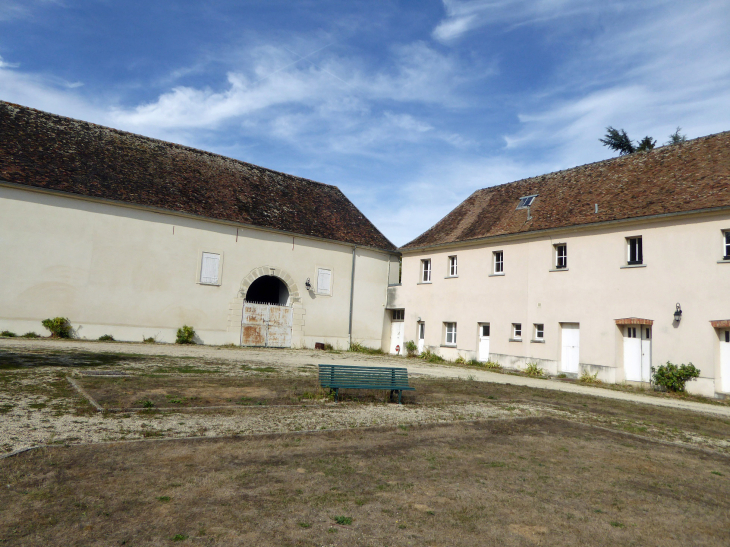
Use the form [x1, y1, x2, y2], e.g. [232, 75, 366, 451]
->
[561, 323, 580, 373]
[720, 330, 730, 393]
[390, 321, 404, 355]
[478, 324, 490, 362]
[640, 327, 652, 382]
[623, 326, 642, 381]
[417, 323, 425, 354]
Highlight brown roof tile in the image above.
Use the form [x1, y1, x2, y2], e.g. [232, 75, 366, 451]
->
[402, 131, 730, 250]
[0, 101, 396, 251]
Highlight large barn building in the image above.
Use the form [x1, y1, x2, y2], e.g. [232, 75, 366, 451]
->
[0, 101, 399, 348]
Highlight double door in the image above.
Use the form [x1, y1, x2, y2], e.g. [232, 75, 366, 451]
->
[624, 326, 651, 382]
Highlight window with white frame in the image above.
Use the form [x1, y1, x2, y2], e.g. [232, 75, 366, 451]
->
[421, 259, 432, 282]
[391, 309, 404, 321]
[444, 322, 457, 346]
[627, 236, 643, 265]
[493, 251, 504, 274]
[534, 324, 544, 340]
[317, 268, 332, 295]
[448, 255, 458, 277]
[724, 231, 730, 260]
[555, 244, 567, 269]
[200, 252, 221, 285]
[512, 323, 522, 339]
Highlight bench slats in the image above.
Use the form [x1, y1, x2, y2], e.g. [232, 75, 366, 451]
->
[318, 364, 414, 403]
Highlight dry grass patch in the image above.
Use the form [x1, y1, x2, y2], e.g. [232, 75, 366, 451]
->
[1, 418, 728, 546]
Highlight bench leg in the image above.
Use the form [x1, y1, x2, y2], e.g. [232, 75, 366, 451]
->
[335, 388, 339, 402]
[398, 390, 402, 405]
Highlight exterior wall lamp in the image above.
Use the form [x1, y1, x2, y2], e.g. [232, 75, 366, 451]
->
[674, 303, 682, 323]
[305, 277, 312, 291]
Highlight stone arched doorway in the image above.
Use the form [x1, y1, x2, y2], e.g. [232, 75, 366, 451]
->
[237, 266, 301, 348]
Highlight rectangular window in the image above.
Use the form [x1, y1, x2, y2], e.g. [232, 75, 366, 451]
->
[419, 323, 425, 340]
[481, 324, 490, 337]
[534, 324, 544, 340]
[555, 244, 567, 269]
[391, 309, 404, 321]
[724, 231, 730, 259]
[200, 252, 220, 284]
[725, 330, 729, 343]
[448, 255, 458, 277]
[493, 251, 504, 274]
[627, 327, 637, 338]
[317, 268, 332, 295]
[445, 323, 457, 346]
[512, 323, 522, 339]
[627, 237, 643, 265]
[421, 259, 432, 282]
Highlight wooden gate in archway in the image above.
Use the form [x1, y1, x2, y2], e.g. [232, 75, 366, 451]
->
[241, 301, 293, 348]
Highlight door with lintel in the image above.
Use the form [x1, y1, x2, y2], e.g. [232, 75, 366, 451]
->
[417, 323, 425, 354]
[478, 324, 490, 362]
[721, 329, 730, 393]
[624, 326, 651, 382]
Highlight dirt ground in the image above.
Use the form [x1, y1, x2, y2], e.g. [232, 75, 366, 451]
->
[1, 419, 729, 546]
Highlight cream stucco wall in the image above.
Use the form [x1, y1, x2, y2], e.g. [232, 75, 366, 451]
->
[393, 211, 730, 397]
[0, 185, 395, 347]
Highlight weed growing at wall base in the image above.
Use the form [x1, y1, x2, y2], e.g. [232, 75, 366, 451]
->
[41, 317, 73, 338]
[176, 325, 196, 345]
[524, 362, 545, 377]
[1, 330, 16, 337]
[348, 341, 383, 355]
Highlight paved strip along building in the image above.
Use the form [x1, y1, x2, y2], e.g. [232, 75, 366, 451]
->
[0, 101, 399, 349]
[388, 131, 730, 397]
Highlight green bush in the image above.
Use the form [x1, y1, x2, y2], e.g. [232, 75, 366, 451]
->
[420, 349, 445, 363]
[41, 317, 73, 338]
[404, 340, 418, 357]
[579, 371, 602, 385]
[1, 330, 16, 337]
[652, 362, 700, 392]
[480, 360, 502, 370]
[21, 332, 40, 339]
[176, 325, 196, 345]
[454, 355, 466, 364]
[98, 334, 115, 341]
[143, 336, 156, 344]
[524, 362, 545, 377]
[348, 341, 383, 355]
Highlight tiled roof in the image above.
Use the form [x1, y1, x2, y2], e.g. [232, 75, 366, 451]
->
[402, 131, 730, 250]
[0, 101, 396, 251]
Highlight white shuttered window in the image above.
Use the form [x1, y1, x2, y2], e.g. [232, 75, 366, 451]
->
[200, 253, 221, 284]
[317, 268, 332, 295]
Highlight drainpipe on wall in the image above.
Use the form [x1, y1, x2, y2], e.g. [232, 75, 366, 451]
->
[348, 246, 357, 348]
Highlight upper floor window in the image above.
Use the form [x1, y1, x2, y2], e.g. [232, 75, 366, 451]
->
[627, 236, 643, 265]
[317, 268, 332, 295]
[444, 322, 457, 346]
[448, 255, 458, 277]
[724, 231, 730, 260]
[200, 252, 221, 285]
[421, 259, 432, 283]
[493, 251, 504, 274]
[555, 244, 567, 269]
[391, 309, 404, 322]
[516, 195, 538, 209]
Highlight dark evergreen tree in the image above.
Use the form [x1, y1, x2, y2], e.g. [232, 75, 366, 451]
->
[666, 127, 687, 145]
[636, 136, 657, 152]
[599, 127, 635, 155]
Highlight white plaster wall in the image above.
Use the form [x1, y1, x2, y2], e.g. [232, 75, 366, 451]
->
[396, 212, 730, 397]
[0, 186, 393, 347]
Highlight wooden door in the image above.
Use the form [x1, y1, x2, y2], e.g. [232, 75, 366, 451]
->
[623, 326, 642, 381]
[390, 321, 404, 355]
[640, 327, 652, 382]
[478, 324, 490, 362]
[241, 302, 292, 347]
[721, 329, 730, 393]
[417, 323, 425, 354]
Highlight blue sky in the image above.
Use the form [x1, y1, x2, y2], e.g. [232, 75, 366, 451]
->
[1, 1, 729, 246]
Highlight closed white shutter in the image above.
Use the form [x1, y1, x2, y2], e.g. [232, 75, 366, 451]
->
[317, 268, 331, 295]
[200, 253, 220, 284]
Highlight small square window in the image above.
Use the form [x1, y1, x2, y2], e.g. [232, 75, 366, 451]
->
[516, 195, 537, 209]
[512, 323, 522, 339]
[391, 309, 404, 321]
[317, 268, 332, 295]
[534, 324, 544, 340]
[421, 259, 432, 283]
[481, 324, 490, 337]
[724, 231, 730, 260]
[627, 237, 643, 265]
[555, 244, 567, 269]
[444, 323, 457, 346]
[200, 252, 221, 285]
[493, 251, 504, 274]
[448, 255, 458, 277]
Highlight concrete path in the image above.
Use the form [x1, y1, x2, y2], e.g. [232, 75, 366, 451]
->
[3, 338, 730, 418]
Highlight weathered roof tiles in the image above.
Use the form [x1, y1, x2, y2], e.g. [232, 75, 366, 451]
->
[402, 130, 730, 250]
[0, 101, 396, 251]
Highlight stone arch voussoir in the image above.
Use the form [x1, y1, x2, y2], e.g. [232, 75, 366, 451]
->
[239, 266, 301, 305]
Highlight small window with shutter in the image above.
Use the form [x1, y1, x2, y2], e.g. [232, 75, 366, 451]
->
[317, 268, 332, 295]
[200, 252, 221, 285]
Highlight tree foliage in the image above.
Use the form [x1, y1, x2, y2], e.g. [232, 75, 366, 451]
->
[635, 136, 656, 152]
[600, 127, 635, 155]
[652, 362, 700, 392]
[666, 126, 687, 145]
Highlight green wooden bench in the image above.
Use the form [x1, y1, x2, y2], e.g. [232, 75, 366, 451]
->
[318, 364, 415, 404]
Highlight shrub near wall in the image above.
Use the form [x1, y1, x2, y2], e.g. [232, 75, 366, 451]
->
[176, 325, 196, 345]
[41, 317, 73, 338]
[652, 362, 700, 392]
